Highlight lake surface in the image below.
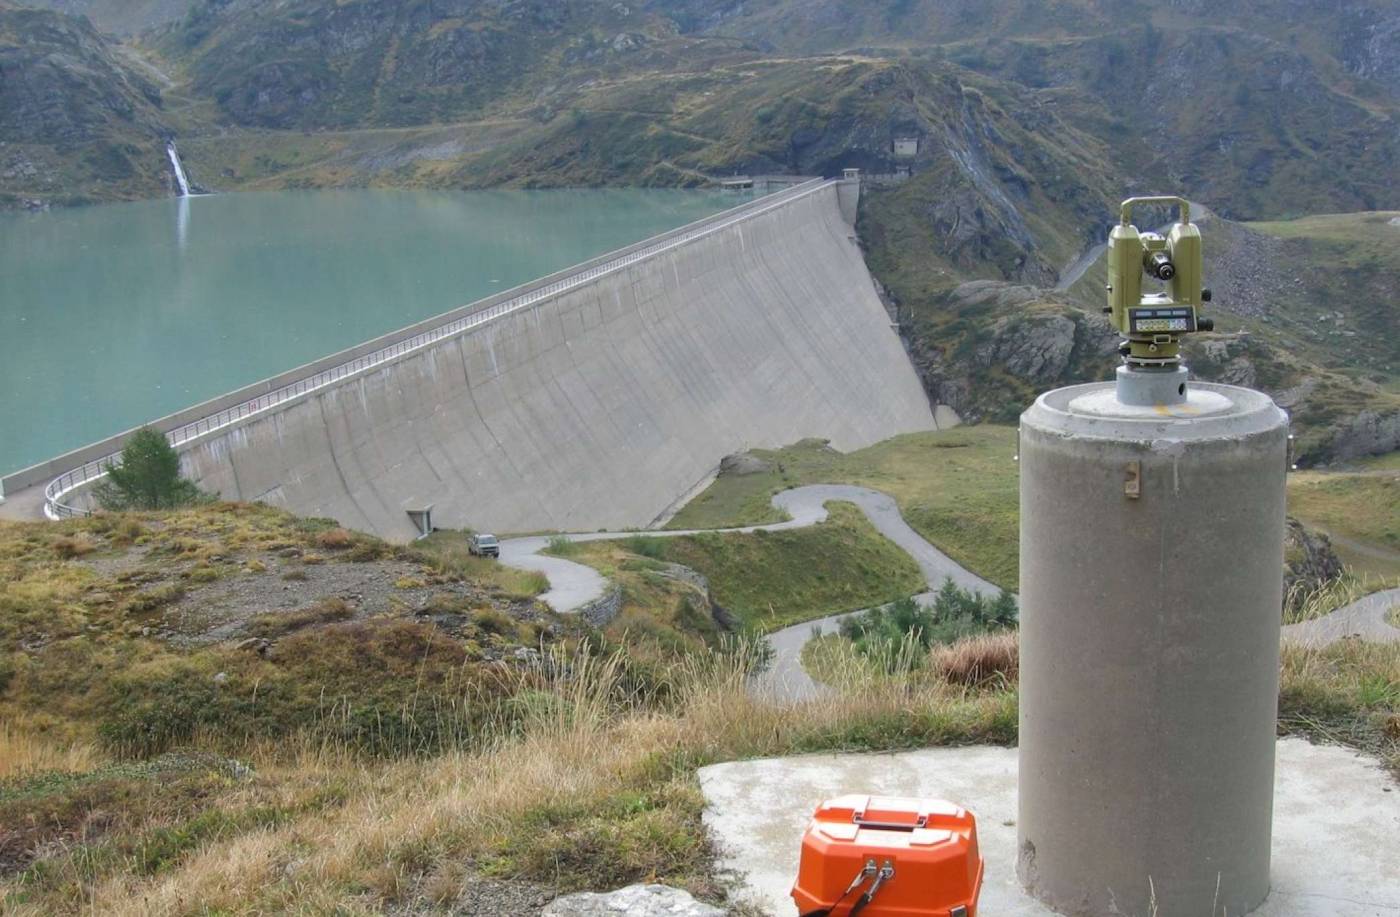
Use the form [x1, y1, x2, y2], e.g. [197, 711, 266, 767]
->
[0, 188, 744, 477]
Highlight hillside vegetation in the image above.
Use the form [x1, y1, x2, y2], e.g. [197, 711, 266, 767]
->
[554, 503, 925, 635]
[676, 426, 1400, 589]
[670, 428, 1021, 589]
[1, 501, 1394, 913]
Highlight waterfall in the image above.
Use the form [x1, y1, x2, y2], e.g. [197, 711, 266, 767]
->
[166, 141, 191, 197]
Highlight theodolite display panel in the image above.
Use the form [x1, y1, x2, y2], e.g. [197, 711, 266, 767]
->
[1127, 306, 1196, 334]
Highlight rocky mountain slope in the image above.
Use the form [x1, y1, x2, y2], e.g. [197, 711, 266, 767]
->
[19, 0, 187, 35]
[898, 209, 1400, 463]
[0, 3, 172, 206]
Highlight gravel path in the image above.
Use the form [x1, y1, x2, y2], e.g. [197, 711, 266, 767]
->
[500, 484, 1399, 703]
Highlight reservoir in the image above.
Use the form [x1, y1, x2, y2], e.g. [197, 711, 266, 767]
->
[0, 187, 742, 477]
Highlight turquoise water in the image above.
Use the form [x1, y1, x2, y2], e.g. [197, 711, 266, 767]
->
[0, 188, 743, 476]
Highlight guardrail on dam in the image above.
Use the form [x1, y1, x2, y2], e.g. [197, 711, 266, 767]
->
[11, 178, 936, 541]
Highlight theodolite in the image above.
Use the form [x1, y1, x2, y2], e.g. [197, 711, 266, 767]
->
[1105, 196, 1213, 406]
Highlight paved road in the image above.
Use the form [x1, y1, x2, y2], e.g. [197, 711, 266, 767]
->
[498, 487, 836, 613]
[501, 482, 1400, 703]
[1053, 202, 1211, 293]
[499, 484, 1003, 702]
[1280, 587, 1400, 645]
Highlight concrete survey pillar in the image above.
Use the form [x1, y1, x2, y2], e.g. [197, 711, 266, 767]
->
[1017, 381, 1288, 916]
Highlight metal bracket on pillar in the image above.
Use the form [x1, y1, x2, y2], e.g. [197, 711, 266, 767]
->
[1123, 461, 1141, 499]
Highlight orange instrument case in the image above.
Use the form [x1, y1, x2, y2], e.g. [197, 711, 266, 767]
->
[791, 795, 983, 917]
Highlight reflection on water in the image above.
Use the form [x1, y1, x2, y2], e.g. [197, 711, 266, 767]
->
[0, 187, 742, 475]
[175, 195, 190, 251]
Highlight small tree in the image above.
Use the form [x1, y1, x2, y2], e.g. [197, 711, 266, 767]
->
[93, 428, 206, 511]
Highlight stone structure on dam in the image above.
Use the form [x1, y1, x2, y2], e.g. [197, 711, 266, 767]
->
[8, 179, 937, 541]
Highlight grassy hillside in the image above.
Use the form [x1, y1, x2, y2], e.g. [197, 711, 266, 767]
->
[552, 503, 924, 634]
[1288, 469, 1400, 579]
[669, 428, 1022, 590]
[19, 0, 191, 35]
[0, 503, 560, 754]
[154, 0, 699, 130]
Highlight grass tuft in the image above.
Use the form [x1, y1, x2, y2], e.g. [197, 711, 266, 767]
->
[1285, 569, 1382, 624]
[247, 597, 355, 639]
[930, 632, 1019, 688]
[547, 535, 580, 556]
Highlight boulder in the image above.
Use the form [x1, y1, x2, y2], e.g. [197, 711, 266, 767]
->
[718, 453, 771, 476]
[542, 884, 725, 917]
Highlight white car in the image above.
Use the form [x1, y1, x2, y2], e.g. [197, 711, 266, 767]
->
[468, 533, 500, 558]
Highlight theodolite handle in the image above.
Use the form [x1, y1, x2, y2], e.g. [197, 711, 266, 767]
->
[1120, 196, 1190, 227]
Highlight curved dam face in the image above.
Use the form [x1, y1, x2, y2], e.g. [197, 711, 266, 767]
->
[28, 181, 935, 540]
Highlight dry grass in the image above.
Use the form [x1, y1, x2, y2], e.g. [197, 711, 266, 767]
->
[2, 633, 1394, 914]
[315, 527, 356, 550]
[1279, 639, 1400, 773]
[49, 535, 97, 560]
[0, 723, 100, 779]
[1, 642, 1015, 914]
[804, 629, 1018, 691]
[1284, 569, 1380, 624]
[930, 632, 1019, 688]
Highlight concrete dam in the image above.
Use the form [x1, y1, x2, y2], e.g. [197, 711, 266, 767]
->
[9, 179, 937, 541]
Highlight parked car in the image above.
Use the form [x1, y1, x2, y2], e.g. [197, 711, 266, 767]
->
[469, 533, 500, 558]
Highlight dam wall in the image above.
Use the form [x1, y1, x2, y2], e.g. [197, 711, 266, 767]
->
[25, 180, 936, 540]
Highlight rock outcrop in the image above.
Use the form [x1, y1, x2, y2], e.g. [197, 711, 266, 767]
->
[1284, 517, 1344, 600]
[1327, 411, 1400, 462]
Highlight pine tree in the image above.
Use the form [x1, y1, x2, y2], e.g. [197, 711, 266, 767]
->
[990, 590, 1019, 628]
[92, 428, 206, 511]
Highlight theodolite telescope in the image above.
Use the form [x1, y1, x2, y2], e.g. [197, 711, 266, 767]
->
[1105, 196, 1214, 406]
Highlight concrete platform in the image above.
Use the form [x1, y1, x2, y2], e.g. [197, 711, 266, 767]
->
[699, 739, 1400, 915]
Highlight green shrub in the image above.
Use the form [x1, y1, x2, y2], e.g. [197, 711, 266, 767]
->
[838, 580, 1017, 667]
[623, 535, 667, 560]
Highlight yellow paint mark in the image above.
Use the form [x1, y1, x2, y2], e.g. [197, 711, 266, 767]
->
[1153, 403, 1202, 417]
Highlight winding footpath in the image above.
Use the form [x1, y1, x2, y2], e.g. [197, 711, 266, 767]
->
[498, 484, 1400, 702]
